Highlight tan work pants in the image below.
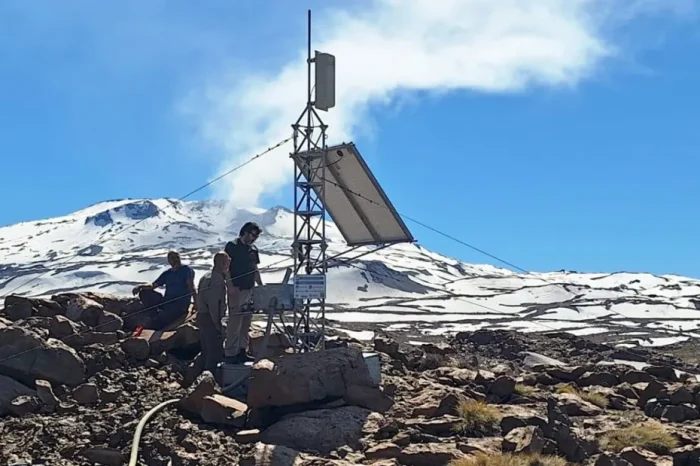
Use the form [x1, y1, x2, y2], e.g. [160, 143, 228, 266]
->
[224, 287, 253, 358]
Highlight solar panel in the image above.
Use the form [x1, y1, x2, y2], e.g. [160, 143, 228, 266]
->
[293, 142, 414, 246]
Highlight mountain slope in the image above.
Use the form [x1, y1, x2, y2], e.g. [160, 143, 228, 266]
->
[1, 198, 699, 347]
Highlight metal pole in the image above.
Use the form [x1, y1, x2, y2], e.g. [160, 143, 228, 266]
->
[304, 9, 312, 344]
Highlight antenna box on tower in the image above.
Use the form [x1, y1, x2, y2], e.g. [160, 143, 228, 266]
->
[314, 51, 335, 111]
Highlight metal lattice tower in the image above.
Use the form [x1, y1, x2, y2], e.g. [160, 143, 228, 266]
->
[289, 10, 335, 352]
[253, 10, 411, 358]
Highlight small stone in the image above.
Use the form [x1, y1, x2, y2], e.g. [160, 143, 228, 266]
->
[670, 385, 694, 405]
[179, 371, 220, 417]
[73, 383, 99, 405]
[397, 443, 465, 466]
[578, 372, 619, 387]
[595, 453, 633, 465]
[621, 370, 654, 384]
[121, 337, 150, 360]
[49, 315, 81, 339]
[81, 447, 124, 466]
[547, 366, 587, 382]
[35, 379, 59, 406]
[235, 429, 261, 444]
[366, 442, 401, 460]
[644, 365, 678, 382]
[502, 426, 545, 454]
[344, 384, 394, 413]
[672, 444, 700, 465]
[555, 393, 604, 416]
[97, 312, 123, 332]
[490, 376, 516, 398]
[9, 395, 40, 416]
[101, 386, 122, 403]
[619, 446, 663, 466]
[200, 394, 247, 427]
[391, 432, 411, 447]
[4, 300, 33, 321]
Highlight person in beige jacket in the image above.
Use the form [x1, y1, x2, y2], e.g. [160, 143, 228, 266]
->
[194, 252, 230, 375]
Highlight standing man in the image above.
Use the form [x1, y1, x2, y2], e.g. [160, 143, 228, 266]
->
[193, 252, 230, 376]
[224, 221, 263, 364]
[132, 251, 196, 330]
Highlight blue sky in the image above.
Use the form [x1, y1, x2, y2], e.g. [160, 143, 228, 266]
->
[1, 0, 700, 277]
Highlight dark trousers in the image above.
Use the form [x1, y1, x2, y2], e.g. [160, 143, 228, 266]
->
[138, 289, 189, 330]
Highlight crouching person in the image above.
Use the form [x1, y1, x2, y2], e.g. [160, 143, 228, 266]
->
[132, 251, 196, 330]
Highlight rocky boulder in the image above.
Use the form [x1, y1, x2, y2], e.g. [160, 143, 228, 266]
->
[0, 374, 36, 416]
[65, 295, 105, 327]
[200, 394, 248, 428]
[502, 426, 545, 454]
[0, 326, 85, 387]
[247, 347, 376, 408]
[259, 406, 373, 454]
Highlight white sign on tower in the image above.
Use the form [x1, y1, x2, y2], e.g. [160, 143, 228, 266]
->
[294, 274, 327, 300]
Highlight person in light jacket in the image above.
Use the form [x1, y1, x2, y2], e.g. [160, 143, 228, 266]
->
[194, 252, 231, 374]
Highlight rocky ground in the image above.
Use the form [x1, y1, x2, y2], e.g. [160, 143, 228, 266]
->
[2, 292, 700, 465]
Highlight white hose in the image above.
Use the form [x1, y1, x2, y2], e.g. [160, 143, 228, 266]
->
[128, 399, 179, 466]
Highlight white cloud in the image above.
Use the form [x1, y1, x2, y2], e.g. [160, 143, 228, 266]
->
[182, 0, 690, 207]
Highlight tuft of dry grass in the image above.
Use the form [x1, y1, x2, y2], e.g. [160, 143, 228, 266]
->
[453, 400, 501, 436]
[601, 421, 678, 455]
[554, 384, 609, 409]
[515, 383, 539, 397]
[451, 452, 569, 466]
[554, 384, 578, 395]
[580, 391, 609, 409]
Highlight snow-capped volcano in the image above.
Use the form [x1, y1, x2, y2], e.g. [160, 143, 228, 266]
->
[2, 198, 700, 348]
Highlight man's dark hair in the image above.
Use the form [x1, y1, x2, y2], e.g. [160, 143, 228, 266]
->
[240, 221, 261, 237]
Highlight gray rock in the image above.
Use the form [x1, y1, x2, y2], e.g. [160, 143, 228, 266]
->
[179, 371, 220, 417]
[344, 384, 394, 413]
[490, 376, 516, 398]
[3, 299, 33, 321]
[621, 370, 654, 385]
[73, 383, 99, 405]
[645, 365, 678, 382]
[9, 395, 40, 416]
[503, 426, 545, 454]
[66, 295, 104, 327]
[200, 394, 248, 427]
[0, 326, 85, 387]
[670, 385, 694, 405]
[555, 393, 604, 417]
[595, 453, 633, 465]
[0, 374, 35, 416]
[579, 372, 619, 387]
[121, 337, 150, 360]
[49, 315, 81, 339]
[547, 366, 587, 382]
[96, 312, 124, 333]
[260, 406, 373, 454]
[619, 447, 664, 466]
[81, 447, 125, 466]
[35, 379, 59, 406]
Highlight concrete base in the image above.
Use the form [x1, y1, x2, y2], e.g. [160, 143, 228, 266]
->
[219, 351, 383, 399]
[363, 352, 381, 387]
[220, 361, 253, 399]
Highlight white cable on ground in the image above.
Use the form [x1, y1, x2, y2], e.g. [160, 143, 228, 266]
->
[129, 399, 180, 466]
